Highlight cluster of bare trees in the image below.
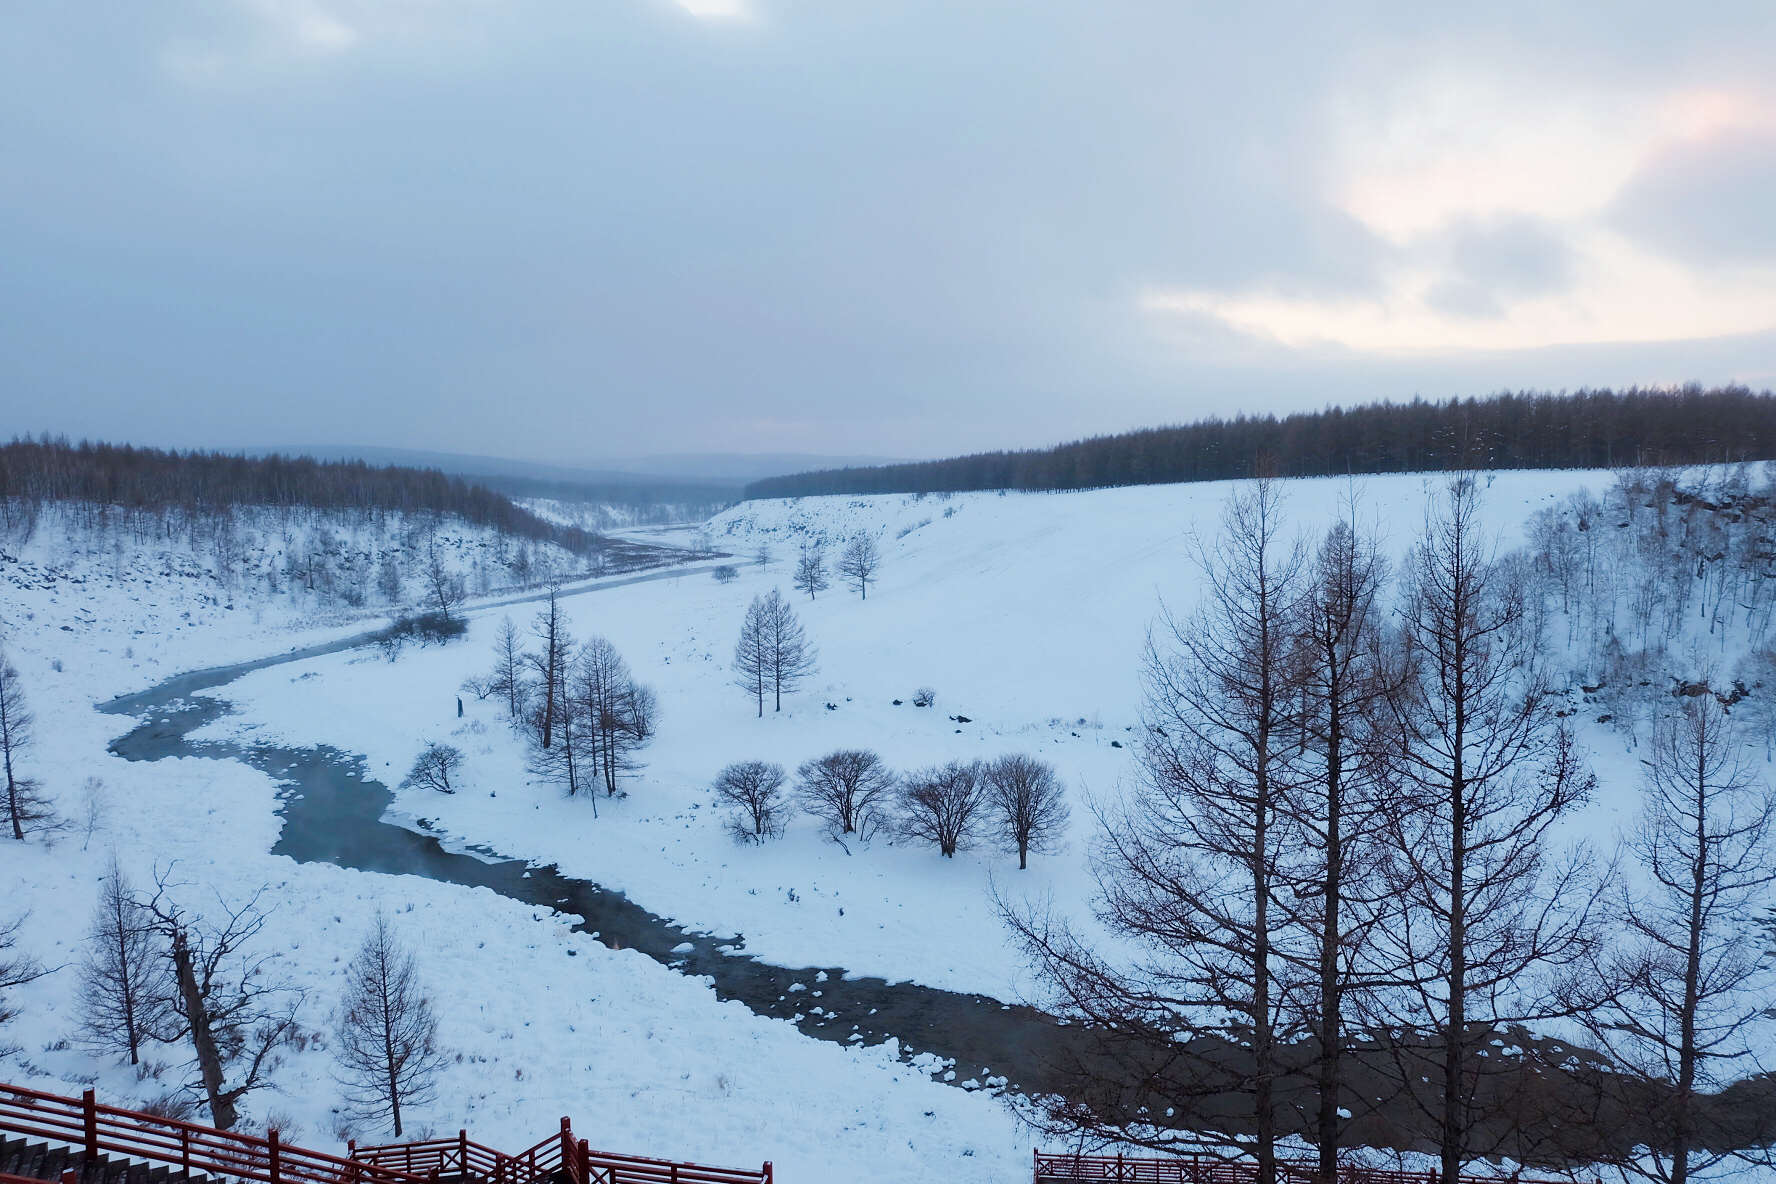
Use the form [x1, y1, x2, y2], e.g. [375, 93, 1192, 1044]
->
[1004, 476, 1776, 1184]
[71, 864, 444, 1138]
[466, 594, 657, 805]
[1526, 467, 1776, 750]
[68, 866, 299, 1129]
[711, 748, 1068, 863]
[787, 536, 880, 601]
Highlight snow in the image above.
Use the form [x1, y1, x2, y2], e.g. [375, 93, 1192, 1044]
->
[0, 469, 1764, 1181]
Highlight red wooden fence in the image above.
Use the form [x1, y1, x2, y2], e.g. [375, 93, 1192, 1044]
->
[0, 1084, 769, 1184]
[1033, 1152, 1586, 1184]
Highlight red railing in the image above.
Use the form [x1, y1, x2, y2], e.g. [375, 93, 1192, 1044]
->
[0, 1085, 769, 1184]
[1033, 1152, 1583, 1184]
[351, 1121, 771, 1184]
[0, 1083, 429, 1184]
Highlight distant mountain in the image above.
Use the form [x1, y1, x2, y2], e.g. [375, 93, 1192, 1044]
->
[254, 447, 915, 487]
[250, 445, 705, 488]
[585, 453, 916, 482]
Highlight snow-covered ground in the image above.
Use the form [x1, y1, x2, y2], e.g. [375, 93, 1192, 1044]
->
[0, 470, 1756, 1181]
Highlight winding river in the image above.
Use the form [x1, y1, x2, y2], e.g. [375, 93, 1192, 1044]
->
[98, 566, 1067, 1100]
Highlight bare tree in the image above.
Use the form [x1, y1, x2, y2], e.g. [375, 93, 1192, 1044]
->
[1579, 696, 1776, 1184]
[1279, 513, 1397, 1184]
[0, 912, 47, 1042]
[837, 535, 880, 599]
[898, 760, 986, 857]
[421, 535, 466, 622]
[733, 590, 815, 715]
[335, 912, 446, 1138]
[573, 637, 656, 797]
[402, 743, 464, 794]
[753, 542, 773, 568]
[793, 543, 829, 600]
[141, 876, 301, 1130]
[1, 647, 52, 841]
[999, 478, 1307, 1174]
[526, 589, 572, 747]
[79, 859, 175, 1065]
[734, 594, 770, 717]
[1378, 476, 1600, 1184]
[376, 552, 403, 605]
[1127, 476, 1306, 1181]
[763, 589, 817, 712]
[795, 749, 896, 839]
[489, 615, 528, 728]
[984, 754, 1069, 869]
[713, 761, 788, 842]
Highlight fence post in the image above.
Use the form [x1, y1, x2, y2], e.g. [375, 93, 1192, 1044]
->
[269, 1129, 280, 1184]
[762, 1163, 772, 1184]
[182, 1126, 191, 1176]
[459, 1131, 469, 1177]
[577, 1139, 588, 1184]
[82, 1089, 98, 1162]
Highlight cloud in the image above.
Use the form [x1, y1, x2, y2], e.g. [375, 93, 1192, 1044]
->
[1150, 64, 1776, 354]
[2, 2, 1773, 459]
[664, 0, 753, 19]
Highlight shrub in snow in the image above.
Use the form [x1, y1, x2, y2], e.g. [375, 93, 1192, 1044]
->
[403, 743, 465, 794]
[911, 687, 936, 708]
[375, 612, 467, 660]
[897, 760, 986, 857]
[795, 749, 895, 840]
[713, 565, 739, 583]
[712, 760, 788, 843]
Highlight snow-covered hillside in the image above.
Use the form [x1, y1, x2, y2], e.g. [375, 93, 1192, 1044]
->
[2, 468, 1771, 1182]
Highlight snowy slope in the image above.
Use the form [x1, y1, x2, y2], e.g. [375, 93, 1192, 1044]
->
[0, 468, 1750, 1182]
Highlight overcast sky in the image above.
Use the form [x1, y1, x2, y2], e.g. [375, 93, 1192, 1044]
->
[4, 1, 1775, 464]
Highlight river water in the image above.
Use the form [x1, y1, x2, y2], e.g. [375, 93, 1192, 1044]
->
[97, 570, 1067, 1101]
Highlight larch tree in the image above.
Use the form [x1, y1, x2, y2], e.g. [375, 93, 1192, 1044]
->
[763, 588, 817, 712]
[734, 594, 771, 717]
[0, 912, 47, 1039]
[1378, 476, 1600, 1184]
[1002, 477, 1307, 1175]
[421, 534, 466, 622]
[526, 589, 572, 748]
[489, 615, 529, 728]
[793, 543, 830, 600]
[335, 912, 446, 1138]
[1279, 513, 1397, 1184]
[574, 636, 657, 797]
[1, 647, 51, 841]
[837, 535, 880, 599]
[78, 859, 175, 1065]
[1580, 696, 1776, 1184]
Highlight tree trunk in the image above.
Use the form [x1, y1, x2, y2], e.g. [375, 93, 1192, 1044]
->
[171, 930, 237, 1130]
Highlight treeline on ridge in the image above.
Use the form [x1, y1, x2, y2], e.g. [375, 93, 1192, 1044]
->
[744, 385, 1776, 499]
[0, 437, 600, 554]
